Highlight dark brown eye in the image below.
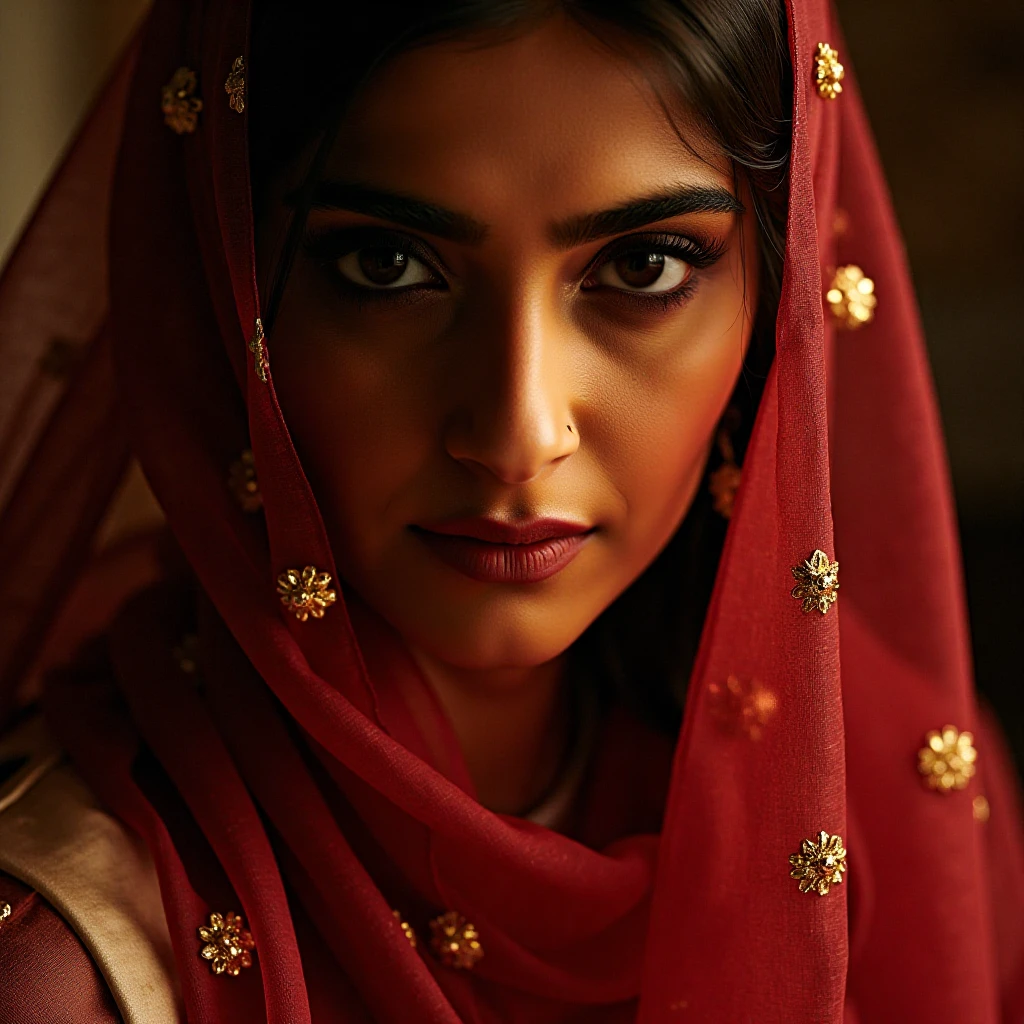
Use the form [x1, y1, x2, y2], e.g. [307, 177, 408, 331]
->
[595, 250, 691, 293]
[360, 248, 407, 285]
[337, 247, 435, 289]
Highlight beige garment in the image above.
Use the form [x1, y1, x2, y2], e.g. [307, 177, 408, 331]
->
[0, 714, 183, 1023]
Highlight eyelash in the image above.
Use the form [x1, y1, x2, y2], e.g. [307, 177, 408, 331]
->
[581, 231, 726, 311]
[302, 225, 726, 311]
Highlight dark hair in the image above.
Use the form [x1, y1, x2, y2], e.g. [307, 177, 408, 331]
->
[249, 0, 792, 735]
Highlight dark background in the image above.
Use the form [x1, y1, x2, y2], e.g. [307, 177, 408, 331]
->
[835, 0, 1023, 773]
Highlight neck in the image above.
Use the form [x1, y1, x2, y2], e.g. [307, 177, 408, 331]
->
[408, 650, 571, 815]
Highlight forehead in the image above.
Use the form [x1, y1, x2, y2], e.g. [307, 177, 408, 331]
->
[325, 14, 732, 220]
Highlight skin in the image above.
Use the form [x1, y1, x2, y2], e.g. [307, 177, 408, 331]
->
[256, 13, 759, 816]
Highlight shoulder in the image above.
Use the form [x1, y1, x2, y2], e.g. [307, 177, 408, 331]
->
[0, 870, 122, 1023]
[0, 711, 183, 1024]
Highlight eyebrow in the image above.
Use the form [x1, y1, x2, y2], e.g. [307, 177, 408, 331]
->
[293, 179, 745, 249]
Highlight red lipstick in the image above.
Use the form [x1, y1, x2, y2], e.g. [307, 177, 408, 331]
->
[411, 517, 595, 583]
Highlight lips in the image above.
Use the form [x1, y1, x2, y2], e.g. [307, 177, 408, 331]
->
[410, 517, 595, 583]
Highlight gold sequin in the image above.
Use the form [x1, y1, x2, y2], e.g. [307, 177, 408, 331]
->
[393, 909, 417, 948]
[789, 830, 847, 896]
[790, 549, 839, 615]
[161, 67, 203, 134]
[249, 318, 269, 383]
[814, 42, 844, 100]
[918, 725, 977, 793]
[707, 674, 777, 741]
[197, 911, 255, 976]
[429, 911, 483, 970]
[973, 795, 990, 822]
[827, 265, 877, 329]
[228, 449, 262, 513]
[224, 56, 246, 114]
[0, 901, 10, 926]
[277, 566, 337, 622]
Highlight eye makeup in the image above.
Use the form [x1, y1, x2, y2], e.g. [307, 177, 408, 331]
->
[301, 223, 729, 312]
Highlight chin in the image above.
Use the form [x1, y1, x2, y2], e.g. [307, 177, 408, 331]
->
[397, 604, 589, 672]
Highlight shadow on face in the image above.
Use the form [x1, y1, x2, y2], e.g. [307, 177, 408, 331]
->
[255, 11, 759, 677]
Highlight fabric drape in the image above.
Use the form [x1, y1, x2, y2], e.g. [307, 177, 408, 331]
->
[0, 0, 1020, 1021]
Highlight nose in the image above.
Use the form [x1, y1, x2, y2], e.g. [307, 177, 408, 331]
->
[442, 290, 579, 485]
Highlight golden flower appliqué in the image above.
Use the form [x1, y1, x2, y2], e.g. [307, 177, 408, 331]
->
[814, 42, 844, 100]
[791, 549, 839, 615]
[277, 566, 337, 621]
[429, 911, 484, 970]
[918, 724, 977, 793]
[707, 675, 778, 741]
[827, 264, 877, 329]
[790, 831, 847, 896]
[198, 911, 255, 976]
[249, 317, 269, 383]
[161, 67, 203, 134]
[224, 56, 246, 113]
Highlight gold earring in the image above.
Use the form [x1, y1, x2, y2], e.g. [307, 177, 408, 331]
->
[708, 416, 742, 519]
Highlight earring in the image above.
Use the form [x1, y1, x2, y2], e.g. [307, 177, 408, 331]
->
[708, 414, 742, 520]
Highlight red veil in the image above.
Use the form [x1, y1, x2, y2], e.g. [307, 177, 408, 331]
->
[0, 0, 1021, 1021]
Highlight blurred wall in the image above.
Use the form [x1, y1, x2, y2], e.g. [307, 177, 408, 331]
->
[0, 0, 1020, 760]
[0, 0, 147, 263]
[834, 0, 1024, 767]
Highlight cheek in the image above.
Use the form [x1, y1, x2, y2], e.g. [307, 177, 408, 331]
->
[262, 278, 439, 565]
[262, 231, 755, 669]
[589, 284, 752, 564]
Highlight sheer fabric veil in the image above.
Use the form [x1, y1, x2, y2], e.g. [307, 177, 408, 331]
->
[0, 3, 1021, 1023]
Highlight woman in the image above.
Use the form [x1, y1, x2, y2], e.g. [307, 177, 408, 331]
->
[0, 0, 1020, 1021]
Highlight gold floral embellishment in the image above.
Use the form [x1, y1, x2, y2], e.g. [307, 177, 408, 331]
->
[249, 318, 269, 383]
[789, 830, 847, 896]
[814, 41, 844, 100]
[827, 265, 877, 329]
[0, 901, 10, 926]
[224, 56, 246, 113]
[707, 675, 777, 741]
[429, 911, 483, 970]
[277, 566, 337, 621]
[791, 549, 839, 615]
[228, 449, 262, 513]
[197, 911, 255, 976]
[918, 724, 977, 793]
[393, 909, 417, 948]
[161, 67, 203, 134]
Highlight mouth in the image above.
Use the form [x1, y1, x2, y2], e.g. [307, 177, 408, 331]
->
[409, 517, 596, 583]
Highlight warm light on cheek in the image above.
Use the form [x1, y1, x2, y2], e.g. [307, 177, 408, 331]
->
[259, 194, 757, 672]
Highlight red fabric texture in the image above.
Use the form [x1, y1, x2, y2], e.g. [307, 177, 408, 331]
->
[0, 0, 1020, 1021]
[0, 872, 122, 1024]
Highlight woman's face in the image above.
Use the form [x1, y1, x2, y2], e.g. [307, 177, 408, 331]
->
[257, 14, 758, 674]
